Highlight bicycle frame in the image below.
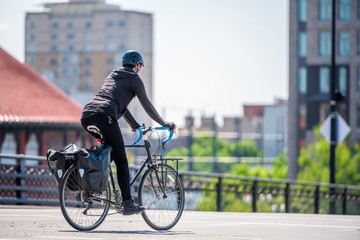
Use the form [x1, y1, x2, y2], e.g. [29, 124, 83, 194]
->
[89, 126, 180, 204]
[125, 140, 152, 187]
[105, 136, 167, 202]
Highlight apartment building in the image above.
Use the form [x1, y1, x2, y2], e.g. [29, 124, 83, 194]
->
[25, 0, 153, 125]
[288, 0, 360, 179]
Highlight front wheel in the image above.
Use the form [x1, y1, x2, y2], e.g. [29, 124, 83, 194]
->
[59, 164, 110, 231]
[138, 164, 185, 230]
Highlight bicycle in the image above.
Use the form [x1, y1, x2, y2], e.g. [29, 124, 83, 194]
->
[56, 126, 185, 231]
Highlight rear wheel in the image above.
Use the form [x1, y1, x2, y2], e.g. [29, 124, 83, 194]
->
[138, 164, 185, 230]
[59, 164, 110, 231]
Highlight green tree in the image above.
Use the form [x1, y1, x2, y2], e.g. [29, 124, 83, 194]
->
[235, 140, 263, 157]
[231, 150, 287, 179]
[167, 136, 262, 158]
[297, 127, 360, 186]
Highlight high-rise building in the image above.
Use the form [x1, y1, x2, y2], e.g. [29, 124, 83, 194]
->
[288, 0, 360, 179]
[25, 0, 153, 125]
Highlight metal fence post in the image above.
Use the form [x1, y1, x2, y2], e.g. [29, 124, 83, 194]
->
[314, 185, 320, 214]
[285, 183, 290, 213]
[252, 180, 258, 212]
[342, 187, 348, 215]
[16, 155, 26, 202]
[216, 177, 223, 212]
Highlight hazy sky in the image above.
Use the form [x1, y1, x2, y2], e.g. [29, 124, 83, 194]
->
[0, 0, 289, 127]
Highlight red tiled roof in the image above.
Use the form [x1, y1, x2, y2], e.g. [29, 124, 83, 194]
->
[0, 47, 82, 124]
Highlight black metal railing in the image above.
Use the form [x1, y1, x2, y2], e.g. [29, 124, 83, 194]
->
[1, 153, 359, 214]
[179, 171, 360, 214]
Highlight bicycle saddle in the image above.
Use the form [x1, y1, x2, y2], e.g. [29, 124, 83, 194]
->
[87, 125, 102, 137]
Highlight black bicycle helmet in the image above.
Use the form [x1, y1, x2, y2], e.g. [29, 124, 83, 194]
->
[122, 50, 144, 67]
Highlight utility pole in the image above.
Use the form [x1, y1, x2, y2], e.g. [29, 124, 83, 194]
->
[186, 115, 194, 171]
[329, 0, 337, 214]
[212, 116, 217, 172]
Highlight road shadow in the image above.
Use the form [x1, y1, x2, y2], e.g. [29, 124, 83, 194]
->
[60, 230, 194, 236]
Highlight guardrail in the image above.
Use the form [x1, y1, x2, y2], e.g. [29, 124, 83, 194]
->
[1, 153, 360, 214]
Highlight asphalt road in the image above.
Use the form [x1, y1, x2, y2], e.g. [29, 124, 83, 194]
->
[0, 205, 359, 240]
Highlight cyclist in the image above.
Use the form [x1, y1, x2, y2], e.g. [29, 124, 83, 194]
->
[81, 50, 175, 215]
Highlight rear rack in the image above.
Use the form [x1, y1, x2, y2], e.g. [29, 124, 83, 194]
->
[153, 155, 183, 174]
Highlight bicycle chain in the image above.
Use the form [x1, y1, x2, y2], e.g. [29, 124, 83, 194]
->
[114, 190, 123, 214]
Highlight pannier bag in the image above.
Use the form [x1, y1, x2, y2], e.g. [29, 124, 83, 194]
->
[47, 143, 81, 183]
[76, 146, 112, 193]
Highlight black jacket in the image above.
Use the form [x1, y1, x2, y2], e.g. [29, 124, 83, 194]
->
[81, 67, 168, 129]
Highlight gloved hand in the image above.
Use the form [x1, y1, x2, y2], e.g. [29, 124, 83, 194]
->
[165, 122, 176, 131]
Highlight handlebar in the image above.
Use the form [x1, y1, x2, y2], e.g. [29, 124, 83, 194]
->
[133, 126, 174, 146]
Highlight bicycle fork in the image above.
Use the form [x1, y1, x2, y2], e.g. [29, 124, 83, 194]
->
[149, 166, 168, 199]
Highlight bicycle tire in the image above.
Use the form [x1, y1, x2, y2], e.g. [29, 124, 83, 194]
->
[59, 164, 110, 231]
[138, 164, 185, 230]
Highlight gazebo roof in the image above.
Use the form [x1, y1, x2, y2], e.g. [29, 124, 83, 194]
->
[0, 47, 83, 129]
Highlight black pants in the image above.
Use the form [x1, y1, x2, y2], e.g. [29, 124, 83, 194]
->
[81, 113, 131, 201]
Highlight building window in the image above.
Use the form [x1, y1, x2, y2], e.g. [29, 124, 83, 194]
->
[85, 68, 92, 76]
[85, 21, 92, 29]
[339, 0, 351, 21]
[357, 104, 360, 127]
[339, 67, 347, 93]
[358, 68, 360, 92]
[28, 21, 35, 29]
[107, 57, 113, 64]
[106, 43, 116, 52]
[1, 134, 17, 165]
[319, 0, 331, 20]
[319, 31, 331, 57]
[27, 44, 36, 53]
[118, 32, 126, 39]
[27, 33, 35, 41]
[298, 32, 307, 57]
[84, 33, 92, 41]
[106, 32, 114, 40]
[84, 44, 92, 52]
[25, 134, 39, 166]
[50, 57, 57, 65]
[62, 67, 68, 75]
[28, 22, 36, 30]
[68, 45, 75, 52]
[298, 67, 307, 94]
[68, 22, 75, 29]
[299, 104, 307, 128]
[27, 55, 36, 64]
[51, 34, 58, 41]
[118, 43, 125, 52]
[62, 56, 68, 63]
[319, 67, 330, 93]
[358, 32, 360, 55]
[67, 33, 75, 40]
[85, 79, 92, 90]
[118, 20, 125, 27]
[107, 20, 114, 27]
[70, 54, 79, 64]
[85, 57, 92, 65]
[298, 0, 307, 22]
[339, 32, 350, 57]
[358, 0, 360, 20]
[115, 53, 122, 64]
[51, 46, 58, 53]
[52, 22, 59, 29]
